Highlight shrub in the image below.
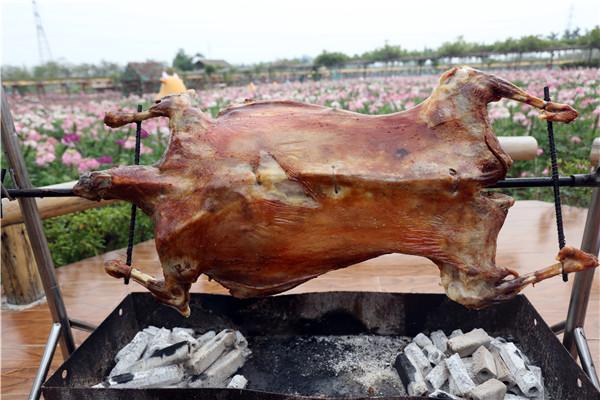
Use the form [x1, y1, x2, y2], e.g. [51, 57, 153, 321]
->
[44, 203, 154, 267]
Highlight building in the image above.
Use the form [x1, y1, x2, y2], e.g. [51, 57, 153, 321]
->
[121, 61, 166, 96]
[192, 57, 231, 71]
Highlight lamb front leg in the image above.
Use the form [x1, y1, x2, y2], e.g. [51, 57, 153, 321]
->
[105, 260, 191, 317]
[483, 71, 579, 123]
[73, 165, 171, 215]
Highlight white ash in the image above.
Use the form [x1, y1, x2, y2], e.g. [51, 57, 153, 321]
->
[397, 328, 546, 399]
[93, 326, 250, 389]
[312, 335, 411, 392]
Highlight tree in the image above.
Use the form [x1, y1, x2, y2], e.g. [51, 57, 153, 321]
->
[437, 36, 476, 59]
[518, 35, 550, 53]
[562, 28, 581, 45]
[584, 26, 600, 49]
[1, 65, 32, 81]
[33, 61, 71, 79]
[363, 44, 405, 65]
[172, 49, 194, 71]
[314, 51, 349, 68]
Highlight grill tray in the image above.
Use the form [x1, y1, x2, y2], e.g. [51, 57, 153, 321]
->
[43, 292, 599, 399]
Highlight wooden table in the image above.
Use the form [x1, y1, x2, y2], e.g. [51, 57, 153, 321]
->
[1, 200, 598, 398]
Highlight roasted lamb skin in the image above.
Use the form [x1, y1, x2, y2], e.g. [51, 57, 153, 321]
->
[74, 66, 596, 316]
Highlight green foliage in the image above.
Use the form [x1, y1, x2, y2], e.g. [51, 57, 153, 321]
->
[438, 36, 473, 58]
[172, 48, 195, 71]
[585, 27, 600, 49]
[314, 51, 350, 68]
[33, 61, 72, 79]
[491, 105, 594, 209]
[1, 61, 123, 81]
[1, 65, 33, 80]
[362, 44, 405, 64]
[204, 64, 217, 76]
[44, 203, 154, 267]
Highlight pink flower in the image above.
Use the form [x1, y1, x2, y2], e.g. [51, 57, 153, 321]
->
[120, 137, 136, 149]
[77, 158, 100, 173]
[35, 152, 55, 166]
[96, 155, 113, 164]
[140, 143, 153, 155]
[140, 128, 150, 139]
[536, 148, 544, 156]
[61, 117, 75, 132]
[61, 133, 80, 145]
[34, 140, 56, 166]
[62, 149, 82, 166]
[542, 168, 549, 176]
[27, 130, 42, 142]
[570, 136, 582, 144]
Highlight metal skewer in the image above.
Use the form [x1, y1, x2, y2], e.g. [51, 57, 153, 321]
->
[543, 86, 567, 281]
[123, 104, 144, 285]
[2, 171, 599, 200]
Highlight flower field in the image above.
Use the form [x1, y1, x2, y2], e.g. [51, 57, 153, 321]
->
[5, 68, 599, 266]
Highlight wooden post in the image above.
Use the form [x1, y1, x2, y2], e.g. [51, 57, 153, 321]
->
[1, 224, 44, 305]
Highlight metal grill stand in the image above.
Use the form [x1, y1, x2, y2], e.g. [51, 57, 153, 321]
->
[1, 88, 600, 397]
[1, 92, 76, 357]
[1, 90, 96, 400]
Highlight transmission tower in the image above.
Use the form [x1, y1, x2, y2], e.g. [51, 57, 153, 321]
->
[566, 3, 574, 33]
[32, 0, 52, 64]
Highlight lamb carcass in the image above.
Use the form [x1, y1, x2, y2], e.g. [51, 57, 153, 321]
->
[74, 67, 598, 317]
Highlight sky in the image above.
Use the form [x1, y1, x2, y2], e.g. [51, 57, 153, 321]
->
[1, 0, 599, 67]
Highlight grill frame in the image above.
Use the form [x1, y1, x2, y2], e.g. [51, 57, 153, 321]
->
[43, 291, 599, 399]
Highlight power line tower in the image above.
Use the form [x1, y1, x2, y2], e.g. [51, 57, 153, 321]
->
[566, 3, 574, 34]
[32, 0, 52, 64]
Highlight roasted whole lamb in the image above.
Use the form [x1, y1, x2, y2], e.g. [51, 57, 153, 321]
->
[74, 67, 598, 316]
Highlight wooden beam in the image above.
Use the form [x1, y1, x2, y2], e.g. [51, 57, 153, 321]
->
[1, 180, 118, 227]
[497, 136, 538, 161]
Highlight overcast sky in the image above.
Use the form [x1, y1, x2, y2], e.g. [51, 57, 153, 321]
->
[2, 0, 599, 67]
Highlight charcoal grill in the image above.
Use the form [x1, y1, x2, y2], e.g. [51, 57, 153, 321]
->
[42, 291, 598, 399]
[2, 88, 600, 399]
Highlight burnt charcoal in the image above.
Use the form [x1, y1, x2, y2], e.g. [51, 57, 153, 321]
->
[151, 341, 189, 358]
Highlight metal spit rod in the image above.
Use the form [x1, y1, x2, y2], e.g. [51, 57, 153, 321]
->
[2, 172, 599, 200]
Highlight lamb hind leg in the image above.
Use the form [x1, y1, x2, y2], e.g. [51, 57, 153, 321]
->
[105, 259, 192, 317]
[491, 246, 598, 301]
